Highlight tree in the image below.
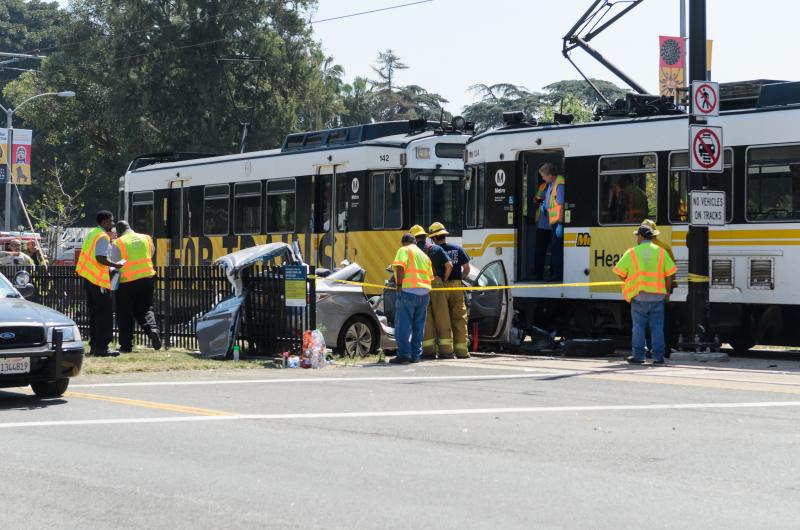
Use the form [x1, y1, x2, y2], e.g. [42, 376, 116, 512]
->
[462, 83, 546, 132]
[542, 79, 629, 109]
[4, 0, 343, 220]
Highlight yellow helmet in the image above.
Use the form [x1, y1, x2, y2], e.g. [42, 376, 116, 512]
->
[427, 222, 448, 238]
[409, 224, 427, 238]
[636, 219, 661, 236]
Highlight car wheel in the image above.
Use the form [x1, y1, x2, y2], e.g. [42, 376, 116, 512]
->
[338, 316, 377, 356]
[31, 378, 70, 398]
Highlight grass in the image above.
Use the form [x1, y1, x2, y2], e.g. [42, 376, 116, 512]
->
[81, 347, 387, 375]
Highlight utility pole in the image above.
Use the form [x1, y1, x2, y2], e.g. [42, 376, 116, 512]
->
[683, 0, 719, 354]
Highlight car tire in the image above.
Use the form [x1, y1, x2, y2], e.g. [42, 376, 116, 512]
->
[562, 338, 616, 357]
[337, 315, 378, 357]
[31, 378, 70, 398]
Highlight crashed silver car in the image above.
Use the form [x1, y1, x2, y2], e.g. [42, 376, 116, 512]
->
[197, 239, 514, 358]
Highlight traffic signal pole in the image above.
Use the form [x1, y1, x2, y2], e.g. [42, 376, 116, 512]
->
[682, 0, 721, 354]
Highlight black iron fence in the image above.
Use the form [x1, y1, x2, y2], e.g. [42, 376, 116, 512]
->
[0, 264, 316, 356]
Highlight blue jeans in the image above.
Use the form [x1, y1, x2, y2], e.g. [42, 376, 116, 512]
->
[395, 291, 429, 361]
[631, 299, 666, 361]
[549, 228, 563, 280]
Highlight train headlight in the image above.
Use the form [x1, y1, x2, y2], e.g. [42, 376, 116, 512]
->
[415, 147, 431, 159]
[452, 116, 466, 130]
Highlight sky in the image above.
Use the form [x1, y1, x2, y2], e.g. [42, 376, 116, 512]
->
[310, 0, 800, 112]
[50, 0, 800, 113]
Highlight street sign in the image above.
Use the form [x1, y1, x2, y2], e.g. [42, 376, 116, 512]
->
[689, 124, 724, 173]
[284, 265, 307, 307]
[691, 80, 719, 117]
[689, 190, 726, 226]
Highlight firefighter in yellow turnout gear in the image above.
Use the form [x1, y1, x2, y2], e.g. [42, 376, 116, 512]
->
[428, 222, 471, 359]
[410, 225, 454, 359]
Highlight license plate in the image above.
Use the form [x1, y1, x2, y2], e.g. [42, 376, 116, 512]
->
[0, 357, 30, 375]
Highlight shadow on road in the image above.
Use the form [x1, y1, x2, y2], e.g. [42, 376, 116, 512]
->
[0, 390, 67, 410]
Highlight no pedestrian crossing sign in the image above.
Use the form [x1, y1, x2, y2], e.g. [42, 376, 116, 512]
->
[689, 190, 726, 226]
[689, 125, 724, 173]
[691, 81, 720, 117]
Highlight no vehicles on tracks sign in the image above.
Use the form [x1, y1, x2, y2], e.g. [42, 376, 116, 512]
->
[689, 125, 724, 173]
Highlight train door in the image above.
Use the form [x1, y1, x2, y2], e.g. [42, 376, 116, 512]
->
[314, 163, 346, 270]
[167, 176, 190, 265]
[517, 150, 565, 281]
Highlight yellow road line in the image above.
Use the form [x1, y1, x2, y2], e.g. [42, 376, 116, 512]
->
[64, 391, 234, 416]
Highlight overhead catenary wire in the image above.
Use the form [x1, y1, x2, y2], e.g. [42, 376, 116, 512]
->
[310, 0, 434, 24]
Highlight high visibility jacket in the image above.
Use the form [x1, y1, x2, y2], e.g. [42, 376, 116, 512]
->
[547, 175, 565, 226]
[533, 182, 547, 223]
[114, 231, 156, 283]
[612, 242, 677, 302]
[392, 244, 433, 291]
[75, 227, 111, 289]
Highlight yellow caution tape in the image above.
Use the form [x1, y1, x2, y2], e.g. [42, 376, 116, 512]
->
[312, 275, 709, 292]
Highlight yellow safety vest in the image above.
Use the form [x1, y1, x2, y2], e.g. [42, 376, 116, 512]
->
[114, 231, 156, 283]
[548, 175, 565, 226]
[392, 244, 433, 291]
[75, 227, 111, 289]
[613, 242, 677, 302]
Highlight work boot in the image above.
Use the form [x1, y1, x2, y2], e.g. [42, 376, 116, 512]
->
[626, 355, 644, 364]
[149, 329, 162, 351]
[91, 349, 120, 357]
[455, 352, 470, 359]
[438, 352, 455, 360]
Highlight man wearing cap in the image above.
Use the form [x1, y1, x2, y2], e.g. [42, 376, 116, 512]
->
[613, 223, 677, 365]
[429, 221, 471, 359]
[411, 225, 454, 359]
[109, 221, 162, 353]
[390, 233, 434, 364]
[533, 163, 565, 282]
[75, 210, 121, 357]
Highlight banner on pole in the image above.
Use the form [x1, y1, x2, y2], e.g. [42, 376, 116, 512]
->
[659, 36, 685, 99]
[0, 129, 8, 184]
[11, 129, 32, 186]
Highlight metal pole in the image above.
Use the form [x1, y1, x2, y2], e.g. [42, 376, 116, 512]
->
[5, 108, 12, 232]
[680, 0, 687, 87]
[687, 0, 713, 349]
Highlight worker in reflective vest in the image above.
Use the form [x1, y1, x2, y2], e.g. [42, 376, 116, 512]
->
[613, 222, 677, 365]
[109, 221, 161, 353]
[533, 162, 565, 281]
[75, 210, 121, 357]
[390, 232, 434, 364]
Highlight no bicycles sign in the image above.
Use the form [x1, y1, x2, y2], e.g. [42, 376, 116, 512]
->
[689, 125, 724, 173]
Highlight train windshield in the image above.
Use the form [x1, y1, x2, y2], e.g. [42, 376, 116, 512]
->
[410, 170, 463, 236]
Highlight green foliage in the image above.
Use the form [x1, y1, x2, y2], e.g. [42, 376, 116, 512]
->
[542, 79, 629, 108]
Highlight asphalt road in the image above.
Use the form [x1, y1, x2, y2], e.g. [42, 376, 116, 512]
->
[2, 355, 800, 529]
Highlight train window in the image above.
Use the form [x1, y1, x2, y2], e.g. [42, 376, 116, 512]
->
[284, 135, 303, 149]
[746, 145, 800, 222]
[669, 149, 733, 223]
[266, 179, 295, 233]
[328, 129, 348, 143]
[304, 133, 324, 147]
[465, 165, 485, 228]
[410, 170, 463, 236]
[203, 185, 229, 236]
[131, 191, 154, 236]
[234, 182, 262, 235]
[371, 172, 402, 229]
[435, 143, 465, 159]
[598, 153, 657, 225]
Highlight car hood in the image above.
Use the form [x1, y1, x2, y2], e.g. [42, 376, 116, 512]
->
[214, 243, 297, 275]
[0, 297, 75, 326]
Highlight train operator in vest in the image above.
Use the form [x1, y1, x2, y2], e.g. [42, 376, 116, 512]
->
[75, 210, 120, 357]
[613, 222, 677, 365]
[533, 163, 565, 282]
[428, 221, 471, 359]
[109, 221, 162, 353]
[390, 232, 434, 365]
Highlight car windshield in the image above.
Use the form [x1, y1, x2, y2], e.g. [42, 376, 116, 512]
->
[0, 274, 20, 298]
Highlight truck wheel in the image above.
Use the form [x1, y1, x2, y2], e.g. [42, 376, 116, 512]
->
[562, 338, 616, 357]
[729, 337, 756, 353]
[338, 316, 377, 357]
[31, 378, 70, 398]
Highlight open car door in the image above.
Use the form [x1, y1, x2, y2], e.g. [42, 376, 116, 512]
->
[469, 260, 512, 343]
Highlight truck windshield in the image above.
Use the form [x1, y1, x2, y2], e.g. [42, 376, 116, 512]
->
[410, 170, 464, 236]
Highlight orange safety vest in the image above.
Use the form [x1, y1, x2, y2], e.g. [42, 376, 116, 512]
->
[114, 231, 156, 283]
[613, 242, 677, 302]
[547, 175, 565, 226]
[392, 244, 433, 290]
[75, 227, 111, 289]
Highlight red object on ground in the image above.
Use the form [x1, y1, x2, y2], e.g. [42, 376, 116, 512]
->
[472, 322, 479, 352]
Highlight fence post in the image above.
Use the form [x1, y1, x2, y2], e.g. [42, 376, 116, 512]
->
[163, 266, 171, 349]
[308, 265, 316, 331]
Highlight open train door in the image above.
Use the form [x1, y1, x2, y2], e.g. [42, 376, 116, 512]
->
[469, 260, 512, 343]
